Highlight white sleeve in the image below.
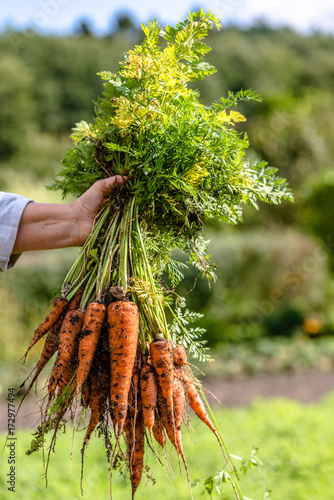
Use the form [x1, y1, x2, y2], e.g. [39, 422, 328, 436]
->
[0, 192, 34, 272]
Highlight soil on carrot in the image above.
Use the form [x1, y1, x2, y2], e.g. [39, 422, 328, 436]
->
[2, 369, 334, 432]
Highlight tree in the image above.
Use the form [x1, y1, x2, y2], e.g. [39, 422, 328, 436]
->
[0, 53, 35, 160]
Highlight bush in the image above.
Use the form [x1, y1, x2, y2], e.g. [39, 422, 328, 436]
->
[176, 227, 330, 345]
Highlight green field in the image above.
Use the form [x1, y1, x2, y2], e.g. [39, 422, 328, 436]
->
[1, 394, 334, 500]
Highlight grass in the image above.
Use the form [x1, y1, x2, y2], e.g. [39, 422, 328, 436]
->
[2, 393, 334, 500]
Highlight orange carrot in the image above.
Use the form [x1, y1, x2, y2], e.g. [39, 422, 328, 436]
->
[67, 286, 84, 311]
[72, 301, 106, 462]
[129, 347, 142, 413]
[172, 377, 185, 434]
[107, 301, 139, 435]
[24, 297, 67, 358]
[81, 377, 91, 409]
[48, 310, 83, 400]
[173, 344, 188, 366]
[150, 339, 174, 434]
[175, 368, 233, 471]
[15, 321, 60, 415]
[158, 378, 185, 456]
[129, 410, 145, 499]
[80, 352, 110, 495]
[140, 363, 157, 436]
[76, 301, 106, 396]
[81, 371, 99, 447]
[82, 352, 110, 451]
[159, 378, 192, 498]
[175, 369, 216, 434]
[152, 417, 166, 448]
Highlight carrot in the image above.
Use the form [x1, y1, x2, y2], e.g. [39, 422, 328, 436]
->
[172, 377, 185, 434]
[173, 344, 188, 366]
[159, 378, 192, 498]
[81, 377, 91, 409]
[24, 297, 67, 359]
[140, 363, 157, 437]
[82, 352, 110, 449]
[67, 286, 84, 311]
[48, 310, 83, 401]
[129, 347, 142, 412]
[152, 417, 166, 448]
[129, 410, 145, 499]
[176, 368, 234, 471]
[82, 372, 99, 446]
[76, 301, 106, 396]
[175, 369, 215, 433]
[150, 339, 174, 435]
[15, 321, 60, 416]
[158, 378, 185, 456]
[107, 301, 139, 499]
[107, 301, 139, 435]
[80, 353, 110, 495]
[71, 301, 106, 465]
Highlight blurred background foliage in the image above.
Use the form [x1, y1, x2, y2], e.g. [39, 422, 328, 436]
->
[1, 14, 334, 384]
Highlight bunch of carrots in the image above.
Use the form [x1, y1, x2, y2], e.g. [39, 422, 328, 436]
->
[19, 286, 235, 499]
[16, 11, 291, 499]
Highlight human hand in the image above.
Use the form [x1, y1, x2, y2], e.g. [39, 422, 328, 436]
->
[70, 175, 127, 246]
[12, 175, 128, 254]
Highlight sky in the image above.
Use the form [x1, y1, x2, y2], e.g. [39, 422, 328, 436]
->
[0, 0, 334, 35]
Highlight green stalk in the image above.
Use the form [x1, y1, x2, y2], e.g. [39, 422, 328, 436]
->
[118, 199, 132, 289]
[96, 210, 121, 297]
[65, 273, 90, 303]
[61, 205, 110, 297]
[81, 266, 98, 309]
[131, 203, 169, 337]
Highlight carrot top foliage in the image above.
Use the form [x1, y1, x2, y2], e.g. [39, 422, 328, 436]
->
[52, 11, 291, 230]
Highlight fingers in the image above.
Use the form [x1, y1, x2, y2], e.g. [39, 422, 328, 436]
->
[96, 175, 128, 194]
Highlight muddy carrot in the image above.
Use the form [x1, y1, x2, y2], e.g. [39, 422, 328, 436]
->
[129, 410, 145, 499]
[24, 297, 67, 358]
[48, 310, 84, 400]
[71, 301, 106, 461]
[173, 344, 188, 366]
[150, 339, 174, 434]
[80, 352, 110, 494]
[107, 301, 139, 435]
[176, 368, 233, 471]
[76, 301, 106, 396]
[15, 321, 60, 415]
[159, 378, 192, 497]
[67, 286, 84, 311]
[152, 417, 166, 448]
[140, 363, 157, 437]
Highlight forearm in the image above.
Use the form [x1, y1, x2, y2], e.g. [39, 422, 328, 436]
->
[11, 176, 126, 256]
[12, 202, 84, 254]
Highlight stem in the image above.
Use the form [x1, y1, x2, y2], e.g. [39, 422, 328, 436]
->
[131, 202, 169, 337]
[61, 205, 110, 297]
[118, 199, 132, 289]
[97, 210, 121, 297]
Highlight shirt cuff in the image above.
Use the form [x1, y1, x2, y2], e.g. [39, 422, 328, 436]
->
[0, 193, 34, 272]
